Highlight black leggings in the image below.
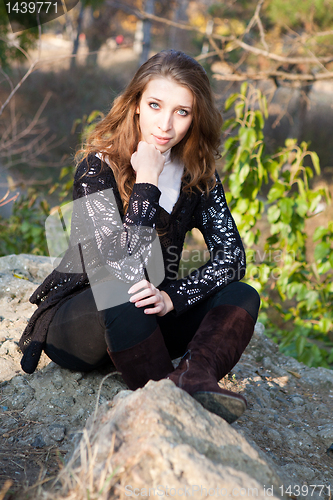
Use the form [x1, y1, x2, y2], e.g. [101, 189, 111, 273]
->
[44, 281, 260, 372]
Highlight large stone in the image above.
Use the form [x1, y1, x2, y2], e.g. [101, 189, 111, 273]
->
[63, 380, 281, 499]
[0, 253, 52, 382]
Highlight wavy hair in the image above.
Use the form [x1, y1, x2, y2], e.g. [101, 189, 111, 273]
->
[76, 50, 223, 212]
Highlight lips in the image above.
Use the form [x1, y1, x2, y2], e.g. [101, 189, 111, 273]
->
[153, 135, 172, 145]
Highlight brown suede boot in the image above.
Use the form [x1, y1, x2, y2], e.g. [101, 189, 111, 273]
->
[167, 305, 255, 423]
[108, 326, 174, 390]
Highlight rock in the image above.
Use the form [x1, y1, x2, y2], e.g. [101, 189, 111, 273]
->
[0, 254, 333, 499]
[266, 429, 282, 446]
[49, 425, 66, 442]
[290, 395, 305, 406]
[31, 435, 47, 448]
[0, 254, 52, 382]
[326, 443, 333, 457]
[317, 424, 333, 444]
[61, 380, 281, 500]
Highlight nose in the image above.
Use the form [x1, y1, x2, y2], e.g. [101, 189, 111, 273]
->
[158, 111, 173, 132]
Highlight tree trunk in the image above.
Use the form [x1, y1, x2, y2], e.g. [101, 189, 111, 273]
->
[70, 2, 85, 70]
[288, 84, 312, 143]
[139, 0, 154, 65]
[169, 0, 188, 51]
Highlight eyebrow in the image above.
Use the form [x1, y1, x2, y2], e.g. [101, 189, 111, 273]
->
[146, 96, 192, 110]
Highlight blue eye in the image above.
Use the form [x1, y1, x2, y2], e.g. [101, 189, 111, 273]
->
[149, 102, 159, 109]
[177, 109, 188, 116]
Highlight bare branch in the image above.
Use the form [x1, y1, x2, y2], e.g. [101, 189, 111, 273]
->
[1, 93, 53, 150]
[0, 67, 14, 94]
[305, 48, 331, 74]
[208, 36, 225, 62]
[195, 50, 221, 62]
[0, 61, 38, 117]
[213, 69, 333, 82]
[112, 5, 333, 68]
[304, 30, 333, 39]
[233, 38, 333, 64]
[0, 190, 19, 208]
[244, 0, 268, 51]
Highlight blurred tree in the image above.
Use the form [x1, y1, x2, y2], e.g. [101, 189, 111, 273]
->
[83, 2, 117, 65]
[71, 1, 85, 69]
[0, 3, 39, 70]
[139, 0, 154, 64]
[169, 0, 189, 51]
[266, 0, 333, 32]
[200, 0, 333, 145]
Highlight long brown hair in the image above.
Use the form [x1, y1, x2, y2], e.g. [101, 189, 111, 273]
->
[76, 50, 223, 212]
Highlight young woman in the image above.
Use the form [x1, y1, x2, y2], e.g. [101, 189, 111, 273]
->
[19, 50, 260, 424]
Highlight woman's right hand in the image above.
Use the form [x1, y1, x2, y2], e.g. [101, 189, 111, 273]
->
[131, 141, 165, 186]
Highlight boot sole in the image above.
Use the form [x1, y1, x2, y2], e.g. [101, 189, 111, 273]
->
[193, 391, 246, 424]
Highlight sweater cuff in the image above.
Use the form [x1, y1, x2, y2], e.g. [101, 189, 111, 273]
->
[159, 282, 187, 317]
[132, 182, 161, 201]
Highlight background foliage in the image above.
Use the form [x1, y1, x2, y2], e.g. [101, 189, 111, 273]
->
[222, 83, 333, 368]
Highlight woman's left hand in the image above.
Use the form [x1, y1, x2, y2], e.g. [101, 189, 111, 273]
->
[128, 280, 174, 317]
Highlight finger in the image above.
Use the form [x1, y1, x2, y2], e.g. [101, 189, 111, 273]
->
[133, 296, 158, 308]
[143, 304, 163, 315]
[129, 286, 156, 302]
[130, 289, 156, 303]
[128, 280, 150, 295]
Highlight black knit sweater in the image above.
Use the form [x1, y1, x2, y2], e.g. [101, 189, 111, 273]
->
[19, 155, 246, 374]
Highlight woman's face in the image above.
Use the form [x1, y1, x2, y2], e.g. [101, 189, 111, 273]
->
[136, 77, 194, 153]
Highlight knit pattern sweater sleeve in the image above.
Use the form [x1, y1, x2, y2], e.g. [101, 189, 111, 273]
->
[72, 155, 162, 284]
[159, 171, 246, 315]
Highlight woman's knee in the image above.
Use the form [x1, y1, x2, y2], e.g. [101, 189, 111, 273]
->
[210, 281, 260, 322]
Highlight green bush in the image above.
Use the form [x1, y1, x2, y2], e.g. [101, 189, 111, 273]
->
[223, 83, 333, 368]
[0, 165, 74, 257]
[0, 190, 49, 256]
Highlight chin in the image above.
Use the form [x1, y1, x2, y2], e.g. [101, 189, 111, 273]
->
[155, 144, 169, 153]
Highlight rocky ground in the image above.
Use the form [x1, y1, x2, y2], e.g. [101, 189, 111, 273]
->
[0, 254, 332, 499]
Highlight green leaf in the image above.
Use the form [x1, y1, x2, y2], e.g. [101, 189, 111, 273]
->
[240, 82, 248, 96]
[224, 136, 239, 152]
[285, 138, 297, 149]
[318, 318, 333, 334]
[286, 282, 302, 300]
[296, 336, 306, 356]
[295, 198, 308, 217]
[87, 110, 104, 124]
[310, 151, 320, 175]
[305, 291, 319, 310]
[239, 128, 256, 150]
[309, 193, 322, 213]
[239, 163, 250, 184]
[279, 198, 293, 224]
[224, 93, 239, 111]
[235, 101, 245, 119]
[268, 183, 285, 202]
[267, 205, 280, 223]
[243, 230, 255, 246]
[222, 118, 237, 131]
[314, 242, 331, 261]
[317, 261, 331, 274]
[313, 226, 328, 242]
[254, 110, 264, 130]
[235, 199, 249, 213]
